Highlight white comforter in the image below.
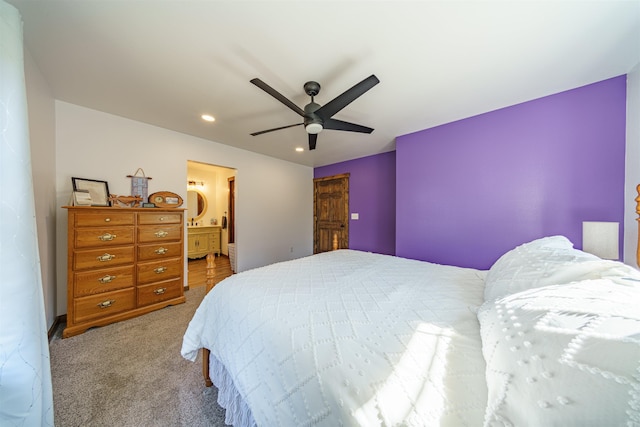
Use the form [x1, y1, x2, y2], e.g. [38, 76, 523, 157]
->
[182, 250, 488, 426]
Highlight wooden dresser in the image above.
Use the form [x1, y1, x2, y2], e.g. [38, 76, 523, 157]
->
[63, 206, 186, 338]
[187, 226, 221, 259]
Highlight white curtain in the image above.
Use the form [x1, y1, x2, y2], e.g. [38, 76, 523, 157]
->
[0, 2, 54, 425]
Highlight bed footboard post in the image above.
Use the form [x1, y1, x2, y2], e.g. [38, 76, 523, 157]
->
[202, 252, 216, 387]
[206, 252, 216, 293]
[202, 348, 213, 387]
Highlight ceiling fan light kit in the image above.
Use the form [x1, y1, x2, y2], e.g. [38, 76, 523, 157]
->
[305, 123, 323, 134]
[250, 74, 379, 150]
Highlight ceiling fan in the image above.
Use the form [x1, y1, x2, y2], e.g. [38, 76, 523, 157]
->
[250, 74, 380, 150]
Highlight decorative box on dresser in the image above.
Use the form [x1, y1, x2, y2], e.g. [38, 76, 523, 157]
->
[187, 226, 221, 259]
[63, 206, 186, 338]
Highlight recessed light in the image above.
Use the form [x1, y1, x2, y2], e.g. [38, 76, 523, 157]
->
[295, 147, 304, 152]
[201, 114, 215, 122]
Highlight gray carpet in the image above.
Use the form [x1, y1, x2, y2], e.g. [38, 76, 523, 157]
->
[49, 286, 228, 426]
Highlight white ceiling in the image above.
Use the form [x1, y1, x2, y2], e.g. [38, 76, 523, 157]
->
[7, 0, 640, 167]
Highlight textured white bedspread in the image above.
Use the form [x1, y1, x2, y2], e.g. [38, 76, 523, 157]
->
[182, 250, 488, 426]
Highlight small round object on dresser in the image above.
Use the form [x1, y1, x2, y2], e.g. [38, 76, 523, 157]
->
[148, 191, 183, 208]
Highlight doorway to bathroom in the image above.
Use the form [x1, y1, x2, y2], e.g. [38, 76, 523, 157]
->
[186, 160, 236, 288]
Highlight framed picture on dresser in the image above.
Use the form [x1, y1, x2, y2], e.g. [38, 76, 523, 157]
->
[71, 177, 110, 206]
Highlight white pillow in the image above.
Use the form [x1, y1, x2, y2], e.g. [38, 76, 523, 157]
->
[478, 279, 640, 426]
[484, 236, 605, 302]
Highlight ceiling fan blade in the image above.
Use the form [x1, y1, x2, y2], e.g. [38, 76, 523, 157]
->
[323, 118, 374, 134]
[251, 123, 303, 136]
[309, 133, 318, 150]
[250, 78, 305, 117]
[315, 75, 379, 120]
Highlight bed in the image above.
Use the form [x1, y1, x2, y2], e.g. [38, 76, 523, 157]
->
[182, 235, 640, 426]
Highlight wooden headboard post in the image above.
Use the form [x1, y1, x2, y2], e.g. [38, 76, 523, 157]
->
[636, 185, 640, 267]
[332, 232, 339, 251]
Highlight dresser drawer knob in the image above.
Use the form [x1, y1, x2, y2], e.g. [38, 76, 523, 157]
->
[155, 247, 168, 255]
[153, 287, 167, 295]
[104, 218, 111, 222]
[98, 233, 116, 241]
[155, 230, 169, 238]
[96, 253, 115, 262]
[97, 300, 115, 309]
[159, 217, 165, 221]
[98, 275, 116, 284]
[154, 266, 167, 274]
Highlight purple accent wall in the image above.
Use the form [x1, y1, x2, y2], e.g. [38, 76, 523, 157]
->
[314, 151, 396, 255]
[396, 76, 627, 269]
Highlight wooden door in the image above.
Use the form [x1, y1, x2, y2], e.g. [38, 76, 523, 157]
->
[314, 173, 349, 253]
[228, 176, 235, 244]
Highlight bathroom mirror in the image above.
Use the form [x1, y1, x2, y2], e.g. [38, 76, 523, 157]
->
[187, 189, 207, 221]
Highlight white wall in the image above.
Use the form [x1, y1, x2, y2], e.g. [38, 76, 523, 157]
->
[55, 101, 313, 315]
[625, 63, 640, 266]
[24, 50, 57, 328]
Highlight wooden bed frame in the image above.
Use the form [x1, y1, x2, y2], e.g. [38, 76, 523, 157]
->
[200, 233, 340, 386]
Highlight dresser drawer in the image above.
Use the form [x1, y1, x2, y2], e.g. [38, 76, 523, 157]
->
[74, 212, 135, 227]
[137, 278, 183, 306]
[137, 242, 182, 261]
[137, 258, 182, 285]
[74, 288, 136, 324]
[138, 212, 182, 225]
[138, 225, 182, 243]
[73, 246, 134, 270]
[75, 226, 135, 249]
[74, 266, 135, 297]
